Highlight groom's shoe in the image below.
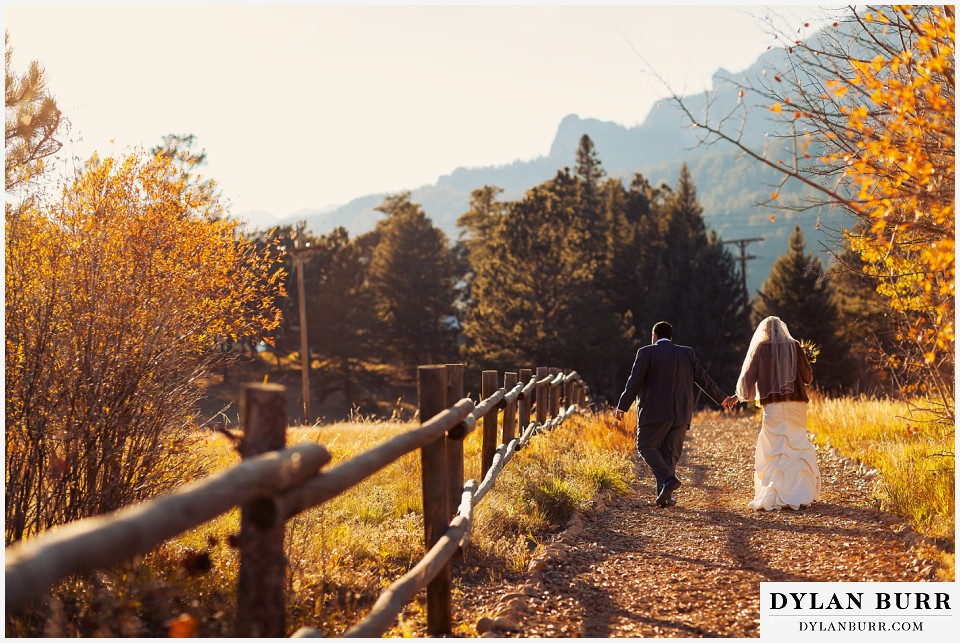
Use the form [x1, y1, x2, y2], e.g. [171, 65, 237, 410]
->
[657, 477, 682, 507]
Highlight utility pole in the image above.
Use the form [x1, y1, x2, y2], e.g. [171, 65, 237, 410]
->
[722, 237, 764, 304]
[286, 232, 317, 425]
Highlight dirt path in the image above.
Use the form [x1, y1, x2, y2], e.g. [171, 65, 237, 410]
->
[453, 413, 943, 638]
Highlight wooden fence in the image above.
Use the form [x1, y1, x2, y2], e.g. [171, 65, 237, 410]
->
[5, 364, 589, 637]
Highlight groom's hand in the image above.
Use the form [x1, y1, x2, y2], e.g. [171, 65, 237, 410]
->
[722, 395, 738, 411]
[615, 409, 625, 421]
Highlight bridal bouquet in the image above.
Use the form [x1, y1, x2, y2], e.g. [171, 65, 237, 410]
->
[798, 338, 820, 364]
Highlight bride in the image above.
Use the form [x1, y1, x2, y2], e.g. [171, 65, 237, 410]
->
[735, 316, 821, 510]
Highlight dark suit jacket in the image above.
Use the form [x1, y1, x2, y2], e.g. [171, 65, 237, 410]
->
[616, 340, 726, 426]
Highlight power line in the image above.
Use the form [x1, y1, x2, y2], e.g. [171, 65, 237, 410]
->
[722, 237, 765, 304]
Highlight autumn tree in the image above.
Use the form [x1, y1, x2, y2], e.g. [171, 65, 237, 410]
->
[150, 132, 219, 219]
[660, 6, 955, 420]
[247, 222, 317, 368]
[5, 150, 284, 542]
[753, 226, 850, 391]
[368, 192, 458, 367]
[5, 31, 64, 204]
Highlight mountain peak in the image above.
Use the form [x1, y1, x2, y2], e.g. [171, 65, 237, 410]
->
[549, 113, 630, 160]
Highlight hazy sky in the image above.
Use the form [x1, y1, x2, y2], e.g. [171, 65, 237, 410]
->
[4, 2, 823, 218]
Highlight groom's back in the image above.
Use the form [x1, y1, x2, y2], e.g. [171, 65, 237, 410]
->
[634, 342, 697, 425]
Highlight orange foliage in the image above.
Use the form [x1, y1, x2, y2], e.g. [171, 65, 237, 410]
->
[820, 7, 954, 398]
[5, 149, 285, 541]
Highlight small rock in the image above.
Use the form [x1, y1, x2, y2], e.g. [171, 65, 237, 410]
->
[476, 617, 495, 634]
[499, 605, 527, 619]
[527, 560, 547, 573]
[494, 616, 520, 631]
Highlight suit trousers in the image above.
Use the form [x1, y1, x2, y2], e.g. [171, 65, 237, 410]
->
[636, 419, 689, 487]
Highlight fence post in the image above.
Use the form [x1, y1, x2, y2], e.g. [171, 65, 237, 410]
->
[481, 370, 499, 478]
[236, 383, 288, 638]
[418, 365, 451, 635]
[536, 366, 548, 425]
[502, 371, 518, 443]
[563, 371, 573, 411]
[445, 363, 465, 520]
[518, 368, 532, 432]
[549, 367, 560, 418]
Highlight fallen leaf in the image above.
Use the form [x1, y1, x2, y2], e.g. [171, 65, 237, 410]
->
[169, 614, 198, 638]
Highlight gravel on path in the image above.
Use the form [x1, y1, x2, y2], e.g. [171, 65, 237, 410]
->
[445, 413, 944, 638]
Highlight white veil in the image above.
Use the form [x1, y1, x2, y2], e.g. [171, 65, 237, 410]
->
[735, 316, 799, 402]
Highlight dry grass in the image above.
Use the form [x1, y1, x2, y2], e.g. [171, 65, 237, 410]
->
[807, 395, 955, 579]
[7, 408, 636, 637]
[12, 396, 949, 636]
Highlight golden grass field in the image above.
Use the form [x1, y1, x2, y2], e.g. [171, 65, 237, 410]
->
[7, 396, 953, 636]
[807, 395, 955, 578]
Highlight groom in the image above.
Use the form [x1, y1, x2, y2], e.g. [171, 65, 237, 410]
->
[615, 321, 737, 507]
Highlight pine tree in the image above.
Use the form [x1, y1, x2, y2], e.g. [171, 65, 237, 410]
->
[574, 134, 607, 263]
[686, 232, 751, 387]
[307, 227, 378, 413]
[655, 163, 707, 322]
[368, 193, 458, 367]
[461, 172, 581, 368]
[753, 225, 850, 390]
[459, 159, 745, 401]
[5, 33, 64, 201]
[642, 165, 746, 390]
[608, 173, 670, 341]
[828, 244, 901, 394]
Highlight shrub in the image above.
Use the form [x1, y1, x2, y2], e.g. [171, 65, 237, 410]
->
[4, 151, 284, 543]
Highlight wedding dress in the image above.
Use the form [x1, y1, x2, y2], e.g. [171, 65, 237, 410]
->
[748, 400, 821, 510]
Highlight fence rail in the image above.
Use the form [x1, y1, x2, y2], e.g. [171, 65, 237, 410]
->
[5, 364, 590, 637]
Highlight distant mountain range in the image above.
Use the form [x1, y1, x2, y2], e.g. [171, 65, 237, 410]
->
[236, 42, 850, 295]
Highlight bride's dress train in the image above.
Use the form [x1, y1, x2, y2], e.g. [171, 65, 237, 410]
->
[749, 401, 821, 510]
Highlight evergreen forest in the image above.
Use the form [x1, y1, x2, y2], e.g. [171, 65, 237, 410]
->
[254, 134, 871, 414]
